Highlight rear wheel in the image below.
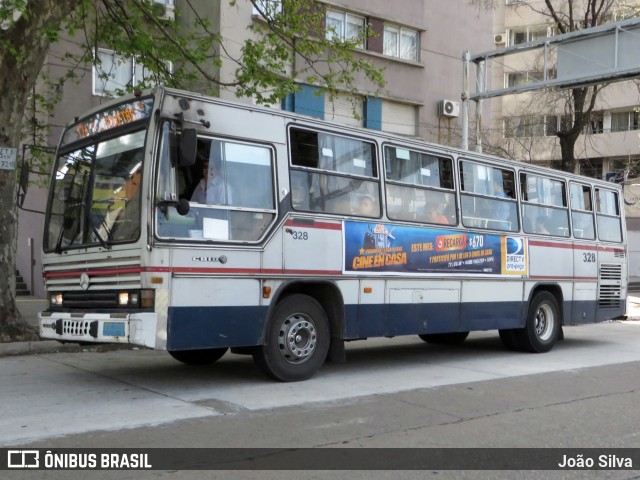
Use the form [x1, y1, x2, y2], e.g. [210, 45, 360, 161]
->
[253, 294, 330, 382]
[514, 291, 561, 353]
[418, 332, 469, 344]
[168, 348, 228, 365]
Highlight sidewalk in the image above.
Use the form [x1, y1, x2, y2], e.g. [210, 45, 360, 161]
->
[2, 294, 639, 358]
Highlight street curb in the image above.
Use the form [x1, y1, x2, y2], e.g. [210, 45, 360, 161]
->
[0, 341, 82, 357]
[0, 340, 138, 358]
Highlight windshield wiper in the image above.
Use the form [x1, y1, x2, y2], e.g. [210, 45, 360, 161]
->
[54, 200, 83, 254]
[86, 202, 111, 250]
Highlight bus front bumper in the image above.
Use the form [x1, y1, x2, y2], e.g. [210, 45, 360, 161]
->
[39, 311, 159, 349]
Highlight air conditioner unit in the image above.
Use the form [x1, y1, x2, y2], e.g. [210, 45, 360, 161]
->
[494, 32, 506, 45]
[438, 99, 460, 118]
[155, 3, 175, 21]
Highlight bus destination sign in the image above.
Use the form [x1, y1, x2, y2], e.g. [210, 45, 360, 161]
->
[62, 98, 154, 146]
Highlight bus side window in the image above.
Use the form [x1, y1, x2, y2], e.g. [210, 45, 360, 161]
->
[385, 146, 456, 225]
[289, 128, 380, 217]
[570, 183, 595, 240]
[460, 160, 517, 232]
[521, 173, 569, 237]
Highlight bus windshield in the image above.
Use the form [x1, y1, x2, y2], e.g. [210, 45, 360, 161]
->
[44, 129, 146, 252]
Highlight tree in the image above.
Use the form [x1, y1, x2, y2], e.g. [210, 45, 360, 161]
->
[470, 0, 625, 172]
[0, 0, 385, 341]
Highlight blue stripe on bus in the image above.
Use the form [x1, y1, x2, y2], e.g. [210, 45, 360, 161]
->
[166, 299, 616, 350]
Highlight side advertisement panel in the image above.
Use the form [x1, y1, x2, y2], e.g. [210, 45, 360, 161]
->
[344, 221, 528, 276]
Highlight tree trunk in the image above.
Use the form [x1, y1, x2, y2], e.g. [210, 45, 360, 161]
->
[558, 131, 580, 173]
[0, 0, 80, 342]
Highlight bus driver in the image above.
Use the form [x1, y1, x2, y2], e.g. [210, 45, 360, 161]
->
[191, 160, 232, 205]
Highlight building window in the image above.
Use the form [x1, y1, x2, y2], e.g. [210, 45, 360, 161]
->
[505, 69, 555, 88]
[326, 10, 365, 49]
[611, 111, 640, 132]
[584, 111, 604, 134]
[545, 115, 558, 136]
[324, 93, 363, 127]
[508, 25, 550, 46]
[93, 49, 171, 96]
[579, 159, 603, 179]
[611, 158, 640, 180]
[504, 115, 545, 138]
[252, 0, 282, 18]
[383, 25, 418, 61]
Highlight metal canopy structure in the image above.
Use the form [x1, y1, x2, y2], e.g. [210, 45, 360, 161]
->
[462, 17, 640, 152]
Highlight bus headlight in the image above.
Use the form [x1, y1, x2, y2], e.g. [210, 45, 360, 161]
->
[50, 293, 63, 306]
[117, 289, 153, 308]
[118, 292, 131, 306]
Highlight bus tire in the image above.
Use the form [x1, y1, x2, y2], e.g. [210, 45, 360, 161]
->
[514, 291, 560, 353]
[168, 348, 228, 365]
[498, 329, 521, 351]
[418, 332, 469, 344]
[253, 294, 330, 382]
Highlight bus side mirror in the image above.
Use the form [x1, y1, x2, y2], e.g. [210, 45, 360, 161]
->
[178, 128, 197, 167]
[157, 197, 190, 217]
[175, 198, 190, 216]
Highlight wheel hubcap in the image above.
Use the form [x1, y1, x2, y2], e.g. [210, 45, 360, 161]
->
[535, 304, 554, 341]
[278, 313, 317, 364]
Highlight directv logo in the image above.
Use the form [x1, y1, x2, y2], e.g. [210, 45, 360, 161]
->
[7, 450, 39, 468]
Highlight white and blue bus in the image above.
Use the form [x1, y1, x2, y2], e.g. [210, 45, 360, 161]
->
[39, 87, 627, 381]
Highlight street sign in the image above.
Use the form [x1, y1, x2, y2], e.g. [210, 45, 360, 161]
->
[0, 148, 17, 170]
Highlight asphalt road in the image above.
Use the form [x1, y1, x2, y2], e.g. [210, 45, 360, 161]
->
[2, 321, 640, 479]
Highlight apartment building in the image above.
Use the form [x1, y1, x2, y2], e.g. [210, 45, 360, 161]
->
[488, 0, 640, 277]
[16, 0, 492, 296]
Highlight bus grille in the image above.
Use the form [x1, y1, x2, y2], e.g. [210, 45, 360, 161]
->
[60, 291, 124, 309]
[63, 319, 91, 336]
[598, 263, 622, 309]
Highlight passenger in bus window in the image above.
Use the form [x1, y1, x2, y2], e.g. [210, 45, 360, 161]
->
[425, 203, 449, 225]
[355, 194, 378, 217]
[535, 215, 550, 235]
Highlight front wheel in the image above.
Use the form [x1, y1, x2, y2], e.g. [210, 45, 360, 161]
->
[168, 348, 228, 365]
[253, 294, 330, 382]
[514, 292, 561, 353]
